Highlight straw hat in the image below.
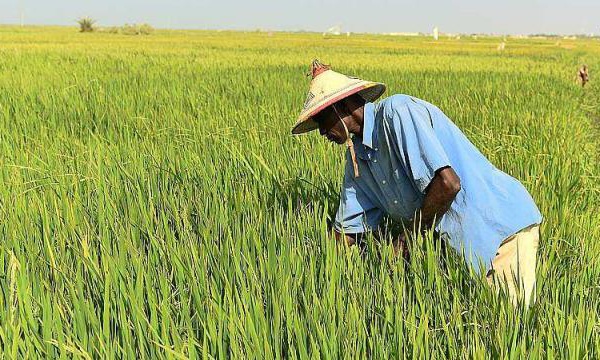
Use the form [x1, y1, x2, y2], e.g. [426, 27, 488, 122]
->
[291, 59, 386, 135]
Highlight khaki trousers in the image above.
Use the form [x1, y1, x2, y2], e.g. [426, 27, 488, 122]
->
[486, 224, 540, 307]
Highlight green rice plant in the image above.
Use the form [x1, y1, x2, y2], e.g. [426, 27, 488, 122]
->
[0, 26, 598, 358]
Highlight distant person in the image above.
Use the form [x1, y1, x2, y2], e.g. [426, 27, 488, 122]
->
[578, 65, 589, 87]
[291, 60, 542, 307]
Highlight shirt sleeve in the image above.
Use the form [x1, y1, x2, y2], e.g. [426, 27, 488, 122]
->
[334, 156, 383, 234]
[390, 99, 452, 193]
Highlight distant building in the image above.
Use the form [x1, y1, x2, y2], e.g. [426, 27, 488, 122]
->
[323, 25, 341, 36]
[385, 32, 421, 36]
[433, 26, 439, 40]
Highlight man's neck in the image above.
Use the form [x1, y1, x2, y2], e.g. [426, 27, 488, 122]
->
[352, 105, 365, 138]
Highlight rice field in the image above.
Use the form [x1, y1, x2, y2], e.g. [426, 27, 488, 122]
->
[0, 26, 599, 358]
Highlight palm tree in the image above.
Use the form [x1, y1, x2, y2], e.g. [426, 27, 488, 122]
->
[77, 17, 96, 33]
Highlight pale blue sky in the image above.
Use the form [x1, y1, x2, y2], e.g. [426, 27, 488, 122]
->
[1, 0, 599, 35]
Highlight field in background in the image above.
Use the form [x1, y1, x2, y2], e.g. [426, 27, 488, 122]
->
[0, 26, 599, 358]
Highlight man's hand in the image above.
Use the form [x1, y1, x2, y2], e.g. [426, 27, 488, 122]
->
[393, 231, 410, 261]
[334, 230, 358, 247]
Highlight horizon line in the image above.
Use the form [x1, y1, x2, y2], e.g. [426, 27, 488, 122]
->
[0, 23, 597, 38]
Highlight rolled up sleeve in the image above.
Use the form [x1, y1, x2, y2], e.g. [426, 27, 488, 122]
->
[334, 160, 383, 234]
[392, 100, 452, 193]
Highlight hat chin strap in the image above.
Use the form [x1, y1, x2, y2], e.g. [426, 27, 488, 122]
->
[341, 118, 360, 178]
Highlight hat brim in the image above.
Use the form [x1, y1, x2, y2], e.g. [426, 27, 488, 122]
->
[291, 82, 386, 135]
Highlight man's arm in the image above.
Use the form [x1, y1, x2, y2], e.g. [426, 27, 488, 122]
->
[333, 161, 383, 248]
[395, 167, 460, 257]
[410, 166, 461, 233]
[337, 168, 459, 252]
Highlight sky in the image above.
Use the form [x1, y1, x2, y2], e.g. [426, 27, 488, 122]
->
[1, 0, 599, 35]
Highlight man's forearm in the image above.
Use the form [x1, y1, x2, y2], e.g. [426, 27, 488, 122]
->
[408, 167, 461, 234]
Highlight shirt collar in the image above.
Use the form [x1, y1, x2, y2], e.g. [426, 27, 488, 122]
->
[353, 102, 376, 161]
[361, 102, 376, 149]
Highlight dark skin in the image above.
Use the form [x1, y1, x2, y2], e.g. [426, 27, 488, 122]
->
[313, 94, 461, 257]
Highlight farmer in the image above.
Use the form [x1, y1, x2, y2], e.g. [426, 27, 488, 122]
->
[291, 60, 543, 307]
[578, 64, 589, 87]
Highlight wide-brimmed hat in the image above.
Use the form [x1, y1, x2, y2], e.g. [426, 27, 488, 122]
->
[291, 59, 386, 135]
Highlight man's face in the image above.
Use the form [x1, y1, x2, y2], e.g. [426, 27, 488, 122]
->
[313, 102, 352, 144]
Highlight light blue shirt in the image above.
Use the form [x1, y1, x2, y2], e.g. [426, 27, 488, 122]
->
[334, 94, 542, 270]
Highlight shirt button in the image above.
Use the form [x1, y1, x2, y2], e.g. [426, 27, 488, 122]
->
[382, 180, 386, 185]
[373, 159, 377, 163]
[394, 200, 398, 204]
